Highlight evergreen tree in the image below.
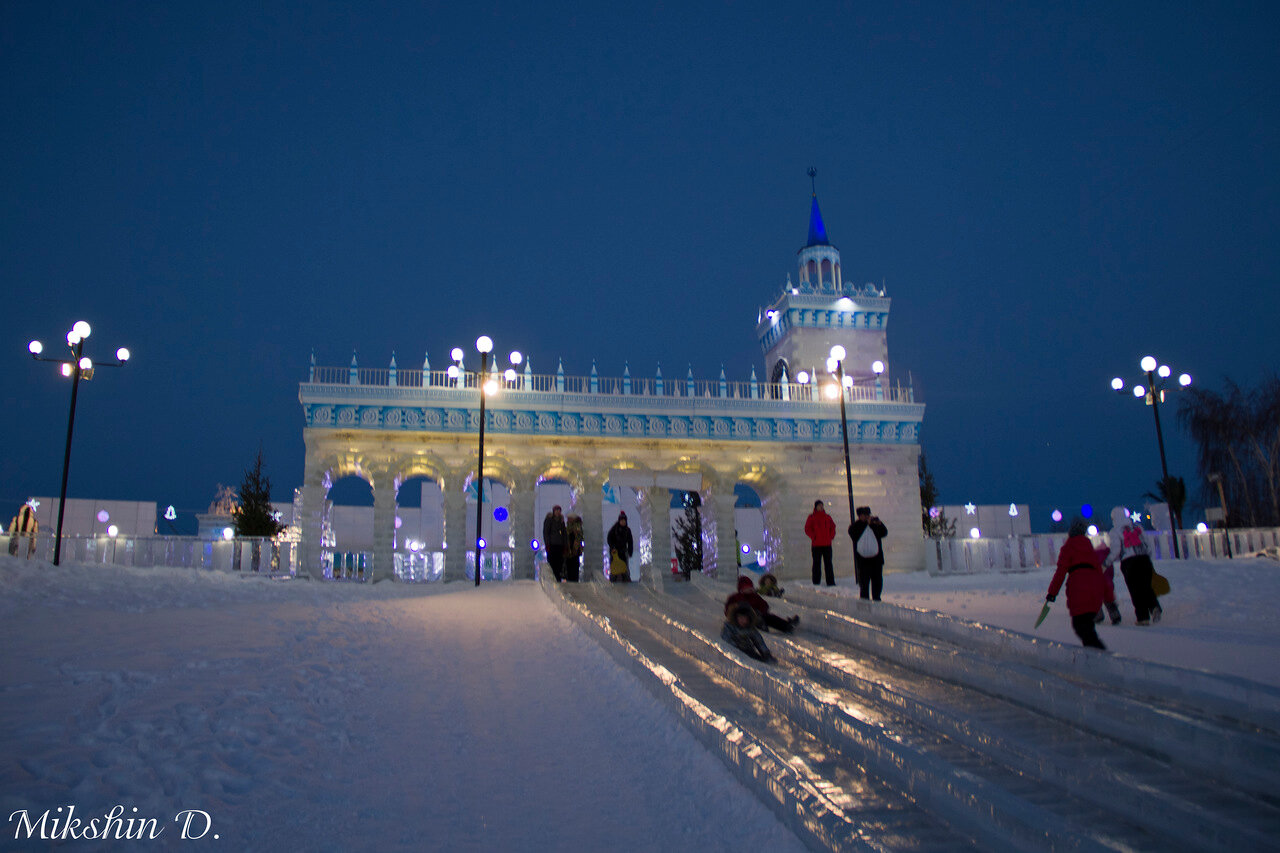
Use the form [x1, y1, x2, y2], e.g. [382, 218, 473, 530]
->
[672, 492, 703, 578]
[234, 447, 286, 538]
[919, 452, 956, 538]
[1144, 476, 1187, 531]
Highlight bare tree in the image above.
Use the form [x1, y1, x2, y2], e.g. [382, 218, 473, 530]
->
[1177, 377, 1280, 527]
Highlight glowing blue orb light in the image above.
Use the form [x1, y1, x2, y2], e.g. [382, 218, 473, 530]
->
[493, 506, 508, 522]
[1051, 509, 1063, 523]
[477, 537, 486, 550]
[741, 543, 751, 554]
[1081, 504, 1093, 519]
[530, 539, 540, 550]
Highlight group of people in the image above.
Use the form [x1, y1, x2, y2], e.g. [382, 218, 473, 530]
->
[1045, 506, 1166, 650]
[541, 505, 586, 583]
[543, 506, 635, 583]
[805, 500, 888, 599]
[720, 572, 796, 662]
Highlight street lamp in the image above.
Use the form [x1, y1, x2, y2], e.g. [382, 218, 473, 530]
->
[825, 345, 857, 549]
[1111, 355, 1192, 558]
[448, 336, 521, 586]
[27, 321, 131, 566]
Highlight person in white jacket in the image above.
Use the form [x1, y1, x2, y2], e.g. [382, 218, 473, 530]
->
[1105, 506, 1162, 625]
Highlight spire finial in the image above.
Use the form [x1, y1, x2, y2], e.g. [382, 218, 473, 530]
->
[807, 166, 817, 195]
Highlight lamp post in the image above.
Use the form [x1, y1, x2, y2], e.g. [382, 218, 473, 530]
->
[448, 336, 521, 586]
[1111, 355, 1192, 558]
[824, 346, 858, 538]
[27, 321, 131, 566]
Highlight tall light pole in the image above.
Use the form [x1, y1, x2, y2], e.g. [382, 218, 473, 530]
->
[825, 345, 857, 540]
[448, 336, 521, 586]
[27, 321, 131, 566]
[1111, 355, 1192, 558]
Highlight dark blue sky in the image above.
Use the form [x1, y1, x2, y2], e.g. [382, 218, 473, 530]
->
[3, 2, 1276, 528]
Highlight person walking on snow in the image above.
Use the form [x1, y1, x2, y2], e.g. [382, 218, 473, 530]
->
[542, 505, 567, 582]
[804, 500, 837, 586]
[1046, 518, 1112, 649]
[1106, 506, 1162, 625]
[849, 506, 888, 600]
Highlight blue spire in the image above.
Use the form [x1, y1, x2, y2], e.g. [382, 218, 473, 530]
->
[806, 194, 829, 247]
[805, 166, 830, 247]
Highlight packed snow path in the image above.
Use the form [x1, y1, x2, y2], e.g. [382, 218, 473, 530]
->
[555, 573, 1280, 852]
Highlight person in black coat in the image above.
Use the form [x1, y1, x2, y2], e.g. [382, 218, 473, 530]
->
[606, 512, 634, 582]
[848, 506, 888, 600]
[542, 505, 567, 582]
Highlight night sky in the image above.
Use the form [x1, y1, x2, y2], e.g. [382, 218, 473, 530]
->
[3, 2, 1276, 531]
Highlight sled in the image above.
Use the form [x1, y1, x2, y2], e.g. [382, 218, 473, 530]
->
[1034, 601, 1051, 629]
[1152, 571, 1171, 597]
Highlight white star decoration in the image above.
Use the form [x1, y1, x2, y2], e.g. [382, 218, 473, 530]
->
[964, 502, 976, 515]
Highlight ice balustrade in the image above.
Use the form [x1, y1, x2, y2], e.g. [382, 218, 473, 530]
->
[925, 527, 1280, 574]
[307, 366, 913, 404]
[0, 532, 473, 584]
[1, 533, 296, 574]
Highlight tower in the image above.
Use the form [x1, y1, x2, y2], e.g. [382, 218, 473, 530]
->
[756, 171, 891, 389]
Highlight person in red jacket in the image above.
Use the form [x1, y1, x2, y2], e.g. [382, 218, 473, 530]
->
[725, 576, 799, 633]
[804, 500, 837, 586]
[1045, 518, 1113, 650]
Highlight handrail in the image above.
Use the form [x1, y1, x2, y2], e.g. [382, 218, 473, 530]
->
[305, 366, 917, 404]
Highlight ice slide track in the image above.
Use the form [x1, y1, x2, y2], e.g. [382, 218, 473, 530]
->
[544, 573, 1280, 853]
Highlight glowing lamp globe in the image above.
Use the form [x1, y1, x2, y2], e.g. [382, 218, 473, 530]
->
[28, 340, 42, 355]
[1157, 365, 1171, 378]
[530, 539, 540, 551]
[1196, 523, 1208, 533]
[871, 360, 885, 375]
[1140, 355, 1157, 372]
[509, 351, 522, 365]
[1110, 377, 1124, 391]
[829, 344, 846, 361]
[969, 528, 981, 539]
[1133, 385, 1146, 398]
[116, 347, 130, 361]
[796, 371, 809, 384]
[222, 527, 234, 540]
[450, 347, 464, 362]
[107, 525, 118, 537]
[475, 335, 493, 354]
[1179, 373, 1192, 386]
[72, 321, 91, 340]
[477, 537, 487, 550]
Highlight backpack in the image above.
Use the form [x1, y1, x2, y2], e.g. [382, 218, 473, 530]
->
[856, 525, 879, 558]
[1121, 525, 1148, 557]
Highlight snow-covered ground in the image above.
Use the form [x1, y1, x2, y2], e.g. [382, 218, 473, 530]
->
[0, 557, 807, 851]
[2, 552, 1277, 850]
